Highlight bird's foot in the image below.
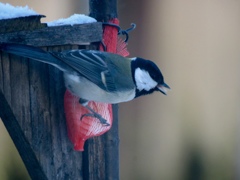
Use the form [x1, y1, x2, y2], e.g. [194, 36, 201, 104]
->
[80, 105, 110, 126]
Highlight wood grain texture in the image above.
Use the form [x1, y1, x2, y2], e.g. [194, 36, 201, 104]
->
[0, 22, 102, 46]
[0, 89, 48, 180]
[0, 45, 87, 179]
[0, 15, 46, 33]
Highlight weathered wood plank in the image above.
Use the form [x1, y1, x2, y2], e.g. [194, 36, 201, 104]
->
[0, 15, 46, 33]
[9, 55, 32, 139]
[0, 45, 87, 179]
[28, 58, 53, 177]
[0, 89, 48, 180]
[0, 22, 102, 46]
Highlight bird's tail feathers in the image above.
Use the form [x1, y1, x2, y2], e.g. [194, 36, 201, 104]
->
[0, 43, 66, 71]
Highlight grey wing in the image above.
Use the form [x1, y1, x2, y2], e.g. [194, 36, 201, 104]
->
[51, 50, 117, 92]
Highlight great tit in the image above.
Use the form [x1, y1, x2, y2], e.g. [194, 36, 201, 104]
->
[0, 43, 170, 125]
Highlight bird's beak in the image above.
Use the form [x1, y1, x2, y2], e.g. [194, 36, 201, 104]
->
[157, 83, 170, 95]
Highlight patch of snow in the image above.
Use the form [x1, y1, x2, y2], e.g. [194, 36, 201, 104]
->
[0, 2, 38, 20]
[47, 14, 97, 27]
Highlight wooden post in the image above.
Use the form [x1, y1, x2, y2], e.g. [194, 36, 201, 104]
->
[89, 0, 118, 21]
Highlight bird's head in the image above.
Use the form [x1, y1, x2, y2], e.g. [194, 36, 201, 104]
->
[131, 57, 170, 98]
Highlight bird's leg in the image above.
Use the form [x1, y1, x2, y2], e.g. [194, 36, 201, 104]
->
[79, 98, 110, 126]
[81, 105, 110, 126]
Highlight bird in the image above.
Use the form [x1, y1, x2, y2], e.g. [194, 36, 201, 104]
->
[0, 43, 170, 125]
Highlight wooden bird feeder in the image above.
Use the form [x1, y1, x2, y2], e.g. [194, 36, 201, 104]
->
[0, 0, 119, 179]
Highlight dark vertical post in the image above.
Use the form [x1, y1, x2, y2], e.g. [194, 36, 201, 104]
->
[83, 0, 120, 180]
[89, 0, 118, 21]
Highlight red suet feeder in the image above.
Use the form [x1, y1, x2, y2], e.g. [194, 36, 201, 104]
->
[64, 90, 113, 151]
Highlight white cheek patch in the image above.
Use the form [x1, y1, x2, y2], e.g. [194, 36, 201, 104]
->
[134, 68, 158, 91]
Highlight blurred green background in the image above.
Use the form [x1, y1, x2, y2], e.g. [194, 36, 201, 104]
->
[1, 0, 240, 179]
